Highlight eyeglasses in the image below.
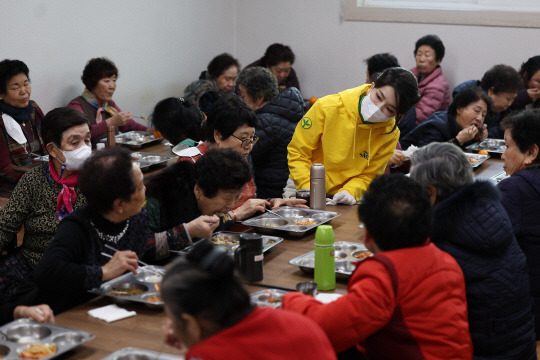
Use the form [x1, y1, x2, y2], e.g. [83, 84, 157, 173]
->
[231, 134, 259, 148]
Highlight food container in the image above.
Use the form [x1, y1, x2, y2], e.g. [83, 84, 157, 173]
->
[289, 241, 372, 278]
[241, 207, 340, 237]
[250, 289, 287, 309]
[130, 152, 176, 173]
[466, 139, 506, 154]
[464, 152, 490, 168]
[171, 232, 283, 256]
[490, 171, 509, 184]
[108, 131, 163, 150]
[99, 347, 184, 360]
[89, 266, 165, 309]
[0, 318, 94, 359]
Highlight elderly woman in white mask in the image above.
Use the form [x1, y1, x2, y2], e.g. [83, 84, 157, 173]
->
[0, 107, 90, 296]
[286, 67, 420, 205]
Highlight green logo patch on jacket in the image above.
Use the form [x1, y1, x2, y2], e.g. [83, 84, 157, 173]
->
[301, 117, 312, 129]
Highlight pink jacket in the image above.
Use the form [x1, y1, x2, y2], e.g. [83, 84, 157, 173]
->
[411, 66, 450, 125]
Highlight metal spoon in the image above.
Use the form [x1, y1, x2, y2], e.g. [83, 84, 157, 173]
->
[265, 208, 285, 219]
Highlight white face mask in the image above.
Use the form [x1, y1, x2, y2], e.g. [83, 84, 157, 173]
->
[360, 90, 393, 123]
[58, 145, 92, 171]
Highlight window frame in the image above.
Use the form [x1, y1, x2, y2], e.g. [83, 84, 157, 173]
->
[344, 0, 540, 28]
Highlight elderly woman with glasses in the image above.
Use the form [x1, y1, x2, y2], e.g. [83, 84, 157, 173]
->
[177, 94, 305, 225]
[236, 67, 304, 199]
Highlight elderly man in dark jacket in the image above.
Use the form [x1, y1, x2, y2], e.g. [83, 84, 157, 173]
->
[411, 142, 537, 360]
[236, 67, 303, 198]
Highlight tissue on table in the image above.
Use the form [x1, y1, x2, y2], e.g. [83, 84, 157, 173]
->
[88, 304, 136, 323]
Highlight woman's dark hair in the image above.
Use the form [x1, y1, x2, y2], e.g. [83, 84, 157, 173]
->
[414, 34, 445, 62]
[145, 149, 251, 228]
[162, 240, 252, 328]
[204, 94, 258, 143]
[195, 148, 251, 198]
[41, 107, 90, 147]
[81, 57, 118, 91]
[79, 147, 136, 213]
[0, 59, 30, 94]
[448, 86, 492, 117]
[480, 64, 522, 94]
[236, 67, 279, 103]
[260, 43, 295, 67]
[519, 56, 540, 86]
[207, 53, 240, 80]
[151, 97, 203, 145]
[374, 67, 420, 123]
[501, 108, 540, 161]
[365, 53, 400, 82]
[358, 174, 432, 251]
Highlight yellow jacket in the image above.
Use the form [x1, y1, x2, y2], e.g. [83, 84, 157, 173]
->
[287, 84, 399, 200]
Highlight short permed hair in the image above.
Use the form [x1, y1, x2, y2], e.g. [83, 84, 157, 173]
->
[81, 57, 118, 91]
[79, 147, 136, 213]
[414, 34, 445, 62]
[410, 142, 473, 201]
[207, 53, 240, 80]
[0, 59, 30, 94]
[204, 94, 258, 143]
[236, 67, 279, 103]
[41, 107, 90, 147]
[480, 64, 522, 94]
[501, 108, 540, 162]
[519, 56, 540, 86]
[260, 43, 295, 67]
[358, 174, 432, 251]
[448, 86, 492, 117]
[365, 53, 400, 81]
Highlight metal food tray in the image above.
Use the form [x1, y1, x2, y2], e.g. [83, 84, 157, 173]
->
[250, 289, 287, 309]
[0, 318, 94, 360]
[241, 207, 341, 237]
[490, 171, 509, 184]
[289, 241, 372, 278]
[131, 152, 176, 173]
[466, 139, 506, 154]
[171, 232, 283, 256]
[114, 131, 162, 149]
[89, 266, 165, 309]
[100, 347, 184, 360]
[464, 152, 490, 168]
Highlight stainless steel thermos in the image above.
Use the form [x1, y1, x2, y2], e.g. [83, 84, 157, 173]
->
[234, 233, 264, 281]
[310, 163, 326, 210]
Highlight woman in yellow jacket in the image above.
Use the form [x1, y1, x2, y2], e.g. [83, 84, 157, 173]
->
[287, 67, 419, 204]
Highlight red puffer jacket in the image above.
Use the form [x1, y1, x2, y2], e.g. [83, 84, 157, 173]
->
[283, 242, 472, 360]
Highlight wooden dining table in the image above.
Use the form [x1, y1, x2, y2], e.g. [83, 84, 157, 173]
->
[1, 141, 505, 359]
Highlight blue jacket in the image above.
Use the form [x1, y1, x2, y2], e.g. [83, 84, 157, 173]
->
[251, 87, 303, 198]
[453, 80, 503, 139]
[498, 165, 540, 340]
[399, 111, 475, 150]
[432, 180, 536, 359]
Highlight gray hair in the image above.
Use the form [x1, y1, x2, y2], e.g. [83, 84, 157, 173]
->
[410, 143, 473, 200]
[236, 66, 279, 102]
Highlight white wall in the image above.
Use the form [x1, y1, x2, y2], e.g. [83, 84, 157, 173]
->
[235, 0, 540, 99]
[2, 0, 540, 119]
[0, 0, 237, 124]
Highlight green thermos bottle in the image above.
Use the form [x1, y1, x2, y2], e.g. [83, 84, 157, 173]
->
[314, 225, 335, 291]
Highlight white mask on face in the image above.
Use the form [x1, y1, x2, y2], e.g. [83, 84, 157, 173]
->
[360, 90, 393, 123]
[57, 145, 92, 171]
